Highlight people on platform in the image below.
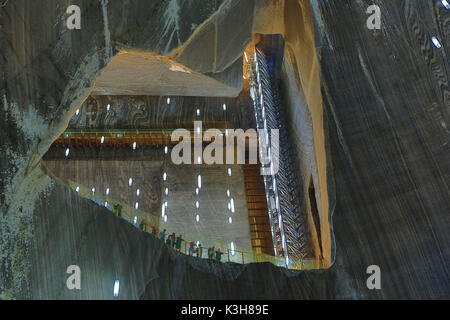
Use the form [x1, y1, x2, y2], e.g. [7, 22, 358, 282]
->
[114, 212, 234, 263]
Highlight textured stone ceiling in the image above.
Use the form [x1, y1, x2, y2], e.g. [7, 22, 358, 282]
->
[92, 51, 242, 97]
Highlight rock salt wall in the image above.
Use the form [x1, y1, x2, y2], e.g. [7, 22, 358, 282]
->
[1, 0, 448, 299]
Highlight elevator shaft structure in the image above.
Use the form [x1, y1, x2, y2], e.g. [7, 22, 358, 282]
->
[250, 48, 310, 262]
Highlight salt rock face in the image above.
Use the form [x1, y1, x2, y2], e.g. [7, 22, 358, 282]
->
[0, 0, 449, 300]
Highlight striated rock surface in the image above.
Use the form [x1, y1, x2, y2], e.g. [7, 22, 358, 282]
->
[0, 0, 449, 299]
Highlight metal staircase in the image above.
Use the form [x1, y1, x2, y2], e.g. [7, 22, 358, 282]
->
[250, 48, 310, 262]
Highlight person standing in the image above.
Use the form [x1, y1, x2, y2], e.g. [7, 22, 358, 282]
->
[197, 243, 203, 258]
[160, 229, 166, 242]
[175, 234, 183, 252]
[169, 233, 176, 248]
[208, 246, 215, 259]
[215, 248, 223, 262]
[189, 242, 195, 256]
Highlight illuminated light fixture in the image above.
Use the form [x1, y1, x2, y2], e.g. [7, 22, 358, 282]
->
[104, 202, 108, 207]
[164, 146, 168, 154]
[228, 202, 231, 211]
[128, 178, 133, 186]
[163, 172, 167, 181]
[230, 242, 235, 256]
[285, 257, 289, 267]
[65, 148, 70, 157]
[197, 175, 202, 189]
[164, 201, 168, 208]
[227, 168, 232, 176]
[196, 241, 200, 246]
[228, 217, 232, 224]
[167, 97, 170, 104]
[230, 198, 235, 213]
[135, 202, 139, 210]
[92, 187, 95, 193]
[195, 201, 199, 209]
[196, 109, 200, 116]
[75, 109, 80, 115]
[195, 188, 199, 195]
[136, 189, 140, 197]
[132, 141, 137, 150]
[64, 134, 69, 138]
[76, 186, 80, 193]
[106, 188, 110, 195]
[223, 103, 227, 111]
[226, 189, 230, 197]
[196, 126, 201, 134]
[441, 0, 450, 9]
[101, 136, 105, 144]
[165, 187, 169, 196]
[164, 215, 167, 222]
[196, 214, 200, 223]
[107, 104, 110, 111]
[244, 52, 248, 62]
[432, 36, 442, 48]
[113, 280, 120, 298]
[225, 129, 228, 137]
[197, 156, 201, 164]
[133, 216, 137, 224]
[161, 204, 165, 217]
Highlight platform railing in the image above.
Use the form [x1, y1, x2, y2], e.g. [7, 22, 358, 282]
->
[67, 180, 160, 229]
[68, 181, 324, 270]
[56, 128, 258, 148]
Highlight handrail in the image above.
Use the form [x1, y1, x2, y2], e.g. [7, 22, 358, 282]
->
[56, 128, 258, 148]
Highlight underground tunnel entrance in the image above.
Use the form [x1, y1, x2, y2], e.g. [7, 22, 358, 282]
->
[43, 35, 327, 270]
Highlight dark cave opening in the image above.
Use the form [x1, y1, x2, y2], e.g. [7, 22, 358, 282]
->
[309, 176, 323, 259]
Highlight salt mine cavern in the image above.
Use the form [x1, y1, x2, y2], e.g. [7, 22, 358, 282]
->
[0, 0, 449, 301]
